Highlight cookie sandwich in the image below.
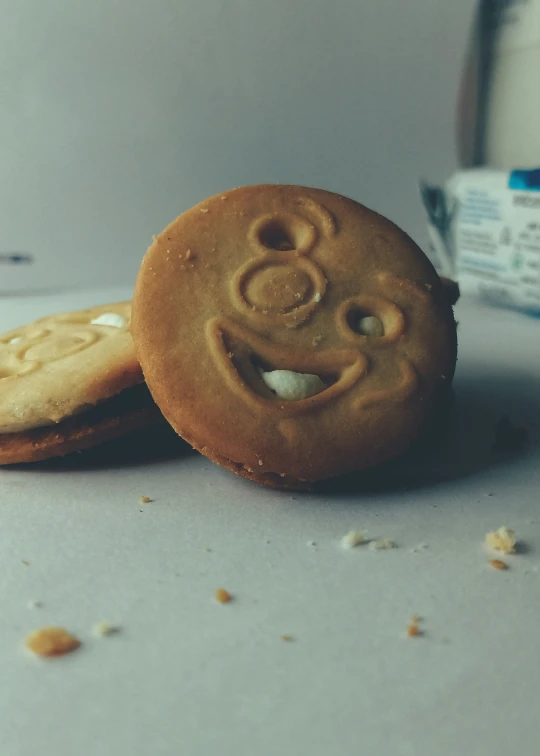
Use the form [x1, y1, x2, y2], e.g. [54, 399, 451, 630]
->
[0, 302, 163, 464]
[132, 185, 458, 488]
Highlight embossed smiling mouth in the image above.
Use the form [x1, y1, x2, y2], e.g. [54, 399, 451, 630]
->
[206, 317, 368, 415]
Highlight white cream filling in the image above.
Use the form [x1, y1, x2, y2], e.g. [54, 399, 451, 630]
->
[90, 313, 127, 328]
[357, 316, 384, 337]
[260, 369, 326, 401]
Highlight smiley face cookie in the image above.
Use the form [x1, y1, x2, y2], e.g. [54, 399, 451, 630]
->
[0, 302, 163, 464]
[132, 185, 457, 488]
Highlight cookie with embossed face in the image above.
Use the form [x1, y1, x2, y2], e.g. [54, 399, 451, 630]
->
[132, 185, 457, 488]
[0, 302, 164, 464]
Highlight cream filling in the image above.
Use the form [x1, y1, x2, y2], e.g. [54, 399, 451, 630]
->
[260, 368, 326, 401]
[90, 313, 127, 328]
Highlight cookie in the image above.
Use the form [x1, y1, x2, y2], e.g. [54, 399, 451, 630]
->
[132, 185, 457, 488]
[0, 302, 163, 464]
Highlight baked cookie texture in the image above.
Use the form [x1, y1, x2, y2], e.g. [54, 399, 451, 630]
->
[132, 185, 458, 488]
[0, 302, 163, 464]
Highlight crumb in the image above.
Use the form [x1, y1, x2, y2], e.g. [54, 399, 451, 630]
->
[152, 234, 158, 241]
[27, 600, 42, 609]
[220, 195, 227, 200]
[25, 627, 81, 657]
[185, 249, 192, 260]
[407, 624, 421, 637]
[200, 208, 209, 213]
[281, 635, 293, 642]
[93, 621, 119, 637]
[485, 527, 517, 554]
[22, 560, 30, 566]
[313, 292, 322, 302]
[490, 559, 508, 571]
[204, 547, 212, 552]
[492, 416, 528, 452]
[424, 283, 432, 291]
[411, 543, 429, 553]
[410, 615, 422, 624]
[258, 459, 263, 466]
[368, 538, 396, 551]
[341, 530, 366, 549]
[139, 496, 152, 504]
[227, 351, 234, 359]
[215, 588, 232, 604]
[312, 335, 323, 347]
[307, 541, 317, 547]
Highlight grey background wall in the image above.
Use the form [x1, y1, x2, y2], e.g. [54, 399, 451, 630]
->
[0, 0, 475, 292]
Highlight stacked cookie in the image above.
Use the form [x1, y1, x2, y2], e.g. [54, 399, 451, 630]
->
[0, 303, 163, 464]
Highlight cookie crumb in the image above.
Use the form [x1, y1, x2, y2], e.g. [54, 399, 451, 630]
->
[410, 615, 422, 624]
[281, 634, 293, 642]
[200, 208, 209, 213]
[368, 538, 396, 550]
[407, 624, 421, 637]
[22, 560, 30, 566]
[485, 527, 517, 554]
[341, 530, 366, 549]
[490, 559, 508, 571]
[424, 283, 433, 291]
[93, 621, 119, 637]
[139, 496, 152, 504]
[185, 249, 192, 260]
[258, 459, 263, 466]
[313, 292, 322, 302]
[25, 627, 81, 657]
[215, 588, 232, 604]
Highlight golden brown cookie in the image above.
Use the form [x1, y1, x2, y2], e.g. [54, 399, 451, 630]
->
[132, 185, 457, 487]
[0, 302, 163, 464]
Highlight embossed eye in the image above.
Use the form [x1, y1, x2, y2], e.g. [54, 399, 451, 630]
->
[259, 220, 296, 251]
[250, 213, 317, 256]
[336, 296, 405, 343]
[346, 308, 384, 337]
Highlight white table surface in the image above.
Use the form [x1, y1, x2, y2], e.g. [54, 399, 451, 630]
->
[0, 287, 539, 756]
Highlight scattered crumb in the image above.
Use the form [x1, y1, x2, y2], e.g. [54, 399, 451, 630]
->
[410, 615, 422, 624]
[281, 635, 293, 642]
[492, 415, 528, 452]
[312, 335, 323, 347]
[341, 530, 367, 549]
[25, 627, 81, 657]
[424, 283, 433, 291]
[93, 621, 120, 637]
[204, 547, 212, 552]
[22, 560, 30, 566]
[200, 208, 209, 213]
[151, 234, 158, 241]
[313, 292, 322, 302]
[139, 496, 152, 504]
[407, 624, 421, 638]
[307, 541, 317, 547]
[485, 527, 517, 554]
[258, 459, 263, 466]
[490, 559, 508, 571]
[185, 249, 192, 260]
[215, 588, 232, 604]
[220, 195, 227, 200]
[27, 600, 42, 609]
[369, 538, 396, 551]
